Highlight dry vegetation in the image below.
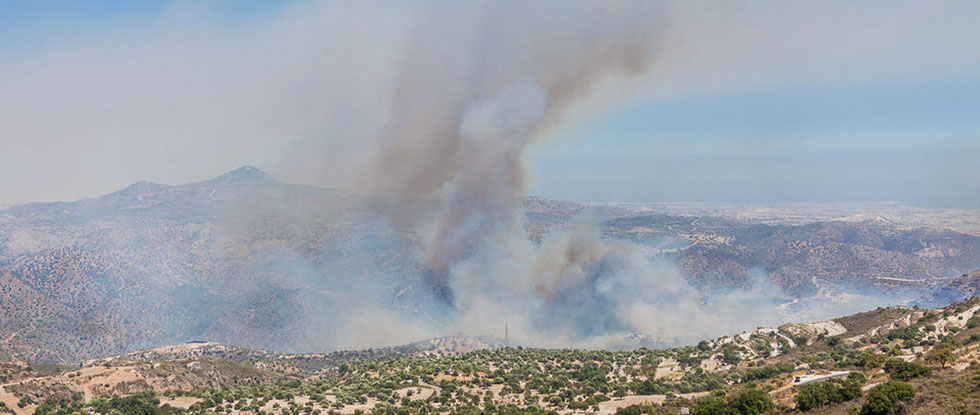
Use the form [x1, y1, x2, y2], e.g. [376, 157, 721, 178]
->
[4, 298, 980, 415]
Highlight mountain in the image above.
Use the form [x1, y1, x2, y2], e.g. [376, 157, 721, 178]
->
[0, 168, 606, 362]
[0, 167, 399, 362]
[1, 167, 979, 363]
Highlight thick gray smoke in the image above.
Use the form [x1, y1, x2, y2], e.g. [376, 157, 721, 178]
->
[269, 1, 895, 349]
[425, 79, 548, 300]
[336, 1, 807, 348]
[354, 2, 658, 303]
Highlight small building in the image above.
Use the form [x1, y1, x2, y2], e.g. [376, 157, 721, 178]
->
[792, 371, 850, 386]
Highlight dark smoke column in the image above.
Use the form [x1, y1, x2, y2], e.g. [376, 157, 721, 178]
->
[358, 2, 660, 305]
[426, 79, 547, 304]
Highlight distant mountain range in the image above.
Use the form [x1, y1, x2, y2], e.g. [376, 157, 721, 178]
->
[1, 167, 978, 363]
[604, 215, 980, 296]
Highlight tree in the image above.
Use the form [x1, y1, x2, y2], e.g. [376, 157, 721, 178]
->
[730, 388, 773, 415]
[860, 381, 914, 415]
[793, 376, 864, 411]
[883, 358, 930, 380]
[89, 391, 160, 415]
[794, 382, 839, 411]
[721, 344, 742, 365]
[615, 404, 656, 415]
[860, 352, 886, 370]
[924, 344, 953, 368]
[634, 380, 665, 395]
[967, 316, 980, 329]
[793, 335, 809, 347]
[692, 396, 739, 415]
[693, 388, 772, 415]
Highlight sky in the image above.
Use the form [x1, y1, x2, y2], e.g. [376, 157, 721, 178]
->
[1, 1, 978, 207]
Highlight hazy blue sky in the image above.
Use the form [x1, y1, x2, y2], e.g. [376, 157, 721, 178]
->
[531, 79, 980, 206]
[1, 1, 978, 207]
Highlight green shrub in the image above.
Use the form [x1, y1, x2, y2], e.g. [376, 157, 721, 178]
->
[885, 327, 922, 342]
[793, 376, 863, 411]
[859, 380, 914, 415]
[89, 391, 160, 415]
[741, 362, 795, 382]
[693, 396, 739, 415]
[693, 388, 773, 415]
[730, 388, 774, 415]
[793, 335, 809, 347]
[883, 359, 930, 380]
[615, 404, 657, 415]
[721, 344, 743, 365]
[966, 316, 979, 329]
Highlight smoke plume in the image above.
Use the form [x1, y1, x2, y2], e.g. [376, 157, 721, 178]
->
[355, 2, 659, 306]
[335, 1, 805, 347]
[328, 2, 903, 349]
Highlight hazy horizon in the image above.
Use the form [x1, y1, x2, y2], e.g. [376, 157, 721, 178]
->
[0, 162, 976, 211]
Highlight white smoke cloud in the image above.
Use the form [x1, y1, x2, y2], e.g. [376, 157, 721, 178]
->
[441, 219, 796, 348]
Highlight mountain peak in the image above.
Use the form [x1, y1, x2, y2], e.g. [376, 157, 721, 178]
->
[208, 166, 278, 186]
[109, 180, 169, 198]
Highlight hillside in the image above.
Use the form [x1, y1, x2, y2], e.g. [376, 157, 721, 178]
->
[4, 298, 980, 415]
